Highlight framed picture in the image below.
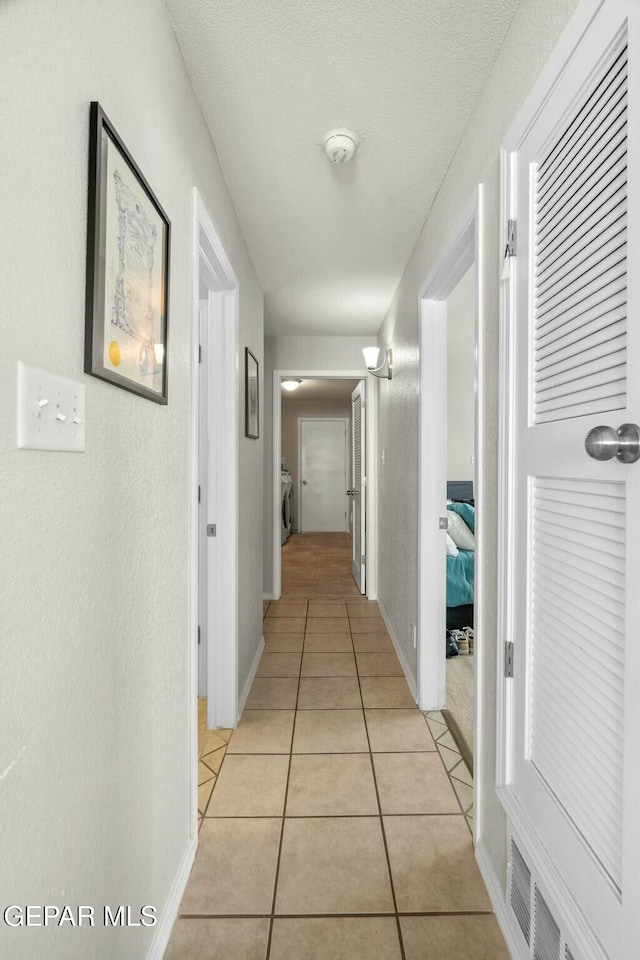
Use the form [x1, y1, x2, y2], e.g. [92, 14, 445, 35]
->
[245, 349, 259, 439]
[84, 102, 171, 404]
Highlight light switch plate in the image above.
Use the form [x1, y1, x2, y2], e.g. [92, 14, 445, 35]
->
[17, 362, 86, 452]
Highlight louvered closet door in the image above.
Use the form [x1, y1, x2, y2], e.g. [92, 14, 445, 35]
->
[351, 382, 366, 593]
[508, 5, 640, 958]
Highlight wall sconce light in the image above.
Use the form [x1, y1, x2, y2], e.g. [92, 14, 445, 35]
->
[362, 346, 392, 380]
[281, 378, 303, 392]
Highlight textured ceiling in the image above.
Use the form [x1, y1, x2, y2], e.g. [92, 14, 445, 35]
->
[165, 0, 519, 335]
[281, 378, 360, 401]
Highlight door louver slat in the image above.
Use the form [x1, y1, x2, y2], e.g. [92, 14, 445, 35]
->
[510, 839, 532, 945]
[533, 888, 562, 960]
[530, 477, 625, 889]
[532, 44, 627, 425]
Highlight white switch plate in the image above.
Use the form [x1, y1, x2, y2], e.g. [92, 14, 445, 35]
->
[17, 362, 86, 452]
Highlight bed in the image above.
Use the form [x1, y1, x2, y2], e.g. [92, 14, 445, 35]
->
[446, 481, 474, 630]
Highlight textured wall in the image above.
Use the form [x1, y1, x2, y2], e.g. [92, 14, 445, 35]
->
[0, 2, 262, 958]
[446, 267, 476, 483]
[377, 0, 579, 893]
[263, 336, 375, 595]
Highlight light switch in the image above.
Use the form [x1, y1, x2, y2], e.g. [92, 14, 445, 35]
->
[17, 362, 86, 452]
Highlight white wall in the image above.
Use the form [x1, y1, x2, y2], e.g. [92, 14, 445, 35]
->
[446, 267, 475, 482]
[0, 2, 263, 958]
[376, 0, 578, 897]
[282, 396, 354, 530]
[263, 336, 375, 594]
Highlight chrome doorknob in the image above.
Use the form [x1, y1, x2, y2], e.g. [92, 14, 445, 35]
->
[585, 423, 640, 463]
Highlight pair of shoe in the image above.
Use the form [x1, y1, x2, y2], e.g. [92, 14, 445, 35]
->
[450, 627, 474, 655]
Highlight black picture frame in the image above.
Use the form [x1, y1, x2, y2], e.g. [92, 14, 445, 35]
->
[245, 348, 260, 439]
[84, 101, 171, 404]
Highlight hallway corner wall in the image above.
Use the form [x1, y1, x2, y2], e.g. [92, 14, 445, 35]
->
[375, 0, 579, 903]
[0, 2, 263, 958]
[262, 336, 375, 596]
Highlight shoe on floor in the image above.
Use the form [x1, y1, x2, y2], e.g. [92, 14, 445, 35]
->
[446, 631, 459, 658]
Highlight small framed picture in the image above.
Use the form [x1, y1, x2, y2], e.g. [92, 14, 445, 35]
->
[245, 349, 259, 439]
[85, 102, 171, 404]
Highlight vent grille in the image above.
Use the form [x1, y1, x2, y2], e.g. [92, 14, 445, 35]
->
[529, 476, 625, 889]
[510, 838, 532, 945]
[532, 42, 627, 424]
[534, 887, 561, 960]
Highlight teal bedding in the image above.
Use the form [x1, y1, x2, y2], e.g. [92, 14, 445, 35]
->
[446, 548, 475, 607]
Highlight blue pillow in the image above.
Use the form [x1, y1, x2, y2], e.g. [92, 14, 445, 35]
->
[448, 501, 475, 533]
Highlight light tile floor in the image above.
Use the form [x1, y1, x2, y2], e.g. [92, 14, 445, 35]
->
[167, 593, 508, 959]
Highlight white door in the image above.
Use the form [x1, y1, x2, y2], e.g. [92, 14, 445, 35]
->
[299, 419, 348, 532]
[351, 383, 366, 593]
[504, 5, 640, 957]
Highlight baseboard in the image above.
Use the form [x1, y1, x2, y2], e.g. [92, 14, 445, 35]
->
[476, 839, 526, 960]
[237, 635, 265, 719]
[146, 836, 197, 960]
[376, 598, 418, 702]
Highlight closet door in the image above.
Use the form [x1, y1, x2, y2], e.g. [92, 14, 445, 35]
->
[351, 382, 366, 593]
[503, 4, 640, 957]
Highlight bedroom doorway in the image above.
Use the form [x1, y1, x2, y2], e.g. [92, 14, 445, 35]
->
[417, 190, 483, 779]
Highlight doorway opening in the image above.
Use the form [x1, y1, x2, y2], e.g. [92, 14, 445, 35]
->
[191, 190, 239, 831]
[418, 191, 484, 781]
[272, 372, 377, 600]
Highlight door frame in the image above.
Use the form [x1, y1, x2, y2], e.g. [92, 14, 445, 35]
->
[272, 371, 377, 599]
[417, 186, 485, 825]
[190, 189, 239, 838]
[297, 417, 350, 533]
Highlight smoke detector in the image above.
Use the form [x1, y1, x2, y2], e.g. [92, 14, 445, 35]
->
[323, 128, 359, 164]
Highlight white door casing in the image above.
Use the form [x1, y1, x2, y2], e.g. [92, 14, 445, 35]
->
[197, 299, 211, 698]
[498, 5, 640, 958]
[298, 418, 348, 532]
[351, 382, 366, 593]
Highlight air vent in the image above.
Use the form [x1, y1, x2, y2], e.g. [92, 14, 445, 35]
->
[510, 838, 532, 945]
[533, 887, 561, 960]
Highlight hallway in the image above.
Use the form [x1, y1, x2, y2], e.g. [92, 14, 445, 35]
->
[167, 540, 507, 959]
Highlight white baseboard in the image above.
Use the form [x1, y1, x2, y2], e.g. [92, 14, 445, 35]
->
[376, 598, 418, 702]
[237, 636, 265, 719]
[146, 836, 197, 960]
[476, 839, 526, 960]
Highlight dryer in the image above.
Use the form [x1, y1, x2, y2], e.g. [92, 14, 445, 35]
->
[281, 471, 293, 544]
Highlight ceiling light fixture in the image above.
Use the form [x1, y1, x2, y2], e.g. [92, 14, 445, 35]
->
[363, 346, 393, 381]
[281, 378, 303, 392]
[323, 128, 359, 164]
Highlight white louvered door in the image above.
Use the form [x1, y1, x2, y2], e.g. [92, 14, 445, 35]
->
[351, 382, 366, 593]
[505, 4, 640, 958]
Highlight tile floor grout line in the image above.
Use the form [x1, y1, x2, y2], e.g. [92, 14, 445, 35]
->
[353, 617, 408, 960]
[264, 597, 307, 959]
[179, 909, 496, 920]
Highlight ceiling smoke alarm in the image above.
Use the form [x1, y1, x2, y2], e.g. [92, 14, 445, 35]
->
[323, 129, 359, 164]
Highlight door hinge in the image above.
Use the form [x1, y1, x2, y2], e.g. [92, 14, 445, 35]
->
[207, 523, 217, 537]
[198, 485, 201, 504]
[439, 516, 449, 530]
[361, 554, 366, 566]
[197, 626, 201, 646]
[505, 641, 514, 678]
[198, 344, 202, 363]
[505, 219, 517, 257]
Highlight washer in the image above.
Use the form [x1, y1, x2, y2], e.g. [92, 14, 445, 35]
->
[281, 471, 293, 544]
